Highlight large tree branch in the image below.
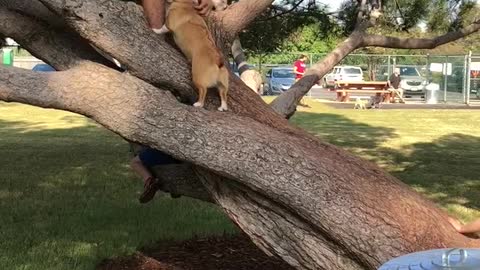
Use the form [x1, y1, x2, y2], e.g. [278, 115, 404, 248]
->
[2, 62, 479, 269]
[38, 0, 194, 93]
[151, 164, 214, 203]
[0, 8, 116, 70]
[362, 20, 480, 48]
[0, 0, 64, 27]
[220, 0, 274, 34]
[36, 0, 303, 134]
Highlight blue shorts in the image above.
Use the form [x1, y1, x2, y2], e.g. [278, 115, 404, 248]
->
[138, 148, 180, 168]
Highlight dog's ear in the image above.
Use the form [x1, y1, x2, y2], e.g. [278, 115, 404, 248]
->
[166, 0, 173, 3]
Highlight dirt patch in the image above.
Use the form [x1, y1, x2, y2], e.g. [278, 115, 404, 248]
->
[97, 234, 294, 270]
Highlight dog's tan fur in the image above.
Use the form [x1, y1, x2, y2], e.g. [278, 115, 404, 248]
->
[165, 0, 229, 111]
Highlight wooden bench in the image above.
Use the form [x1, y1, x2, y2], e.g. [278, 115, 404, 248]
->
[334, 81, 393, 102]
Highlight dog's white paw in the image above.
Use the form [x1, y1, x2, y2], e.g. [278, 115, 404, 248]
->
[193, 102, 204, 108]
[218, 106, 228, 112]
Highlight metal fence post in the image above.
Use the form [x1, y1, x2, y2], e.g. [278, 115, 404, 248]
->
[444, 56, 448, 103]
[466, 51, 472, 105]
[309, 53, 313, 97]
[387, 55, 391, 76]
[463, 54, 468, 103]
[426, 53, 431, 83]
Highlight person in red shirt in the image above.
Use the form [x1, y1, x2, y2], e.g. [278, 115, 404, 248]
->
[293, 54, 310, 107]
[293, 54, 308, 81]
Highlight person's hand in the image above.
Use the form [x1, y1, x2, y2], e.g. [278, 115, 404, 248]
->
[194, 0, 213, 16]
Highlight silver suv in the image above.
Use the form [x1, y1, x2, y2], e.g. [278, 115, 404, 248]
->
[397, 66, 428, 96]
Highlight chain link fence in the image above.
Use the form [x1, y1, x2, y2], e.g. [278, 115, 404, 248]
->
[245, 52, 479, 104]
[4, 48, 480, 104]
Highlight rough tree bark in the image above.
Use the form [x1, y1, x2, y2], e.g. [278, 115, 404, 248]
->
[2, 1, 480, 269]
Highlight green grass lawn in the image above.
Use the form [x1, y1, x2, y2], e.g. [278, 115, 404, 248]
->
[0, 102, 236, 270]
[1, 100, 479, 269]
[292, 100, 480, 222]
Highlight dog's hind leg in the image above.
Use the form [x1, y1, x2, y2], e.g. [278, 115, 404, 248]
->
[192, 59, 209, 108]
[217, 68, 229, 111]
[193, 83, 208, 108]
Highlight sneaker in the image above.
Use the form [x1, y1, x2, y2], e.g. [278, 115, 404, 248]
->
[139, 177, 162, 204]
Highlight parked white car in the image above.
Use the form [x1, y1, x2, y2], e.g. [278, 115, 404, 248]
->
[321, 66, 364, 88]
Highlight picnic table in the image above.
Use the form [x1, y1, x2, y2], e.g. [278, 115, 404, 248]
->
[334, 81, 394, 103]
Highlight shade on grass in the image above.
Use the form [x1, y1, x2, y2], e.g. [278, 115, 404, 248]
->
[1, 100, 479, 269]
[0, 102, 236, 270]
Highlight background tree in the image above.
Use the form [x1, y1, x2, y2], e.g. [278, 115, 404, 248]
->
[1, 0, 480, 269]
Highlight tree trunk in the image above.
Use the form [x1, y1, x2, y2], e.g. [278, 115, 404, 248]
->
[2, 1, 480, 270]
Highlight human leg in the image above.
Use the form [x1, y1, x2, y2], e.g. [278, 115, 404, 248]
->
[141, 0, 166, 30]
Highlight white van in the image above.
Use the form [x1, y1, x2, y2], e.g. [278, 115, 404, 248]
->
[322, 66, 364, 88]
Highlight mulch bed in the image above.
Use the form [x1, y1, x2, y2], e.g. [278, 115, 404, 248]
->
[97, 234, 295, 270]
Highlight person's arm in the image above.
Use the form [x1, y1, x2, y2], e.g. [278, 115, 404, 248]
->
[194, 0, 213, 16]
[142, 0, 165, 30]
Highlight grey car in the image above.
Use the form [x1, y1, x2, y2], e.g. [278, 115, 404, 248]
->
[264, 67, 296, 95]
[397, 66, 428, 96]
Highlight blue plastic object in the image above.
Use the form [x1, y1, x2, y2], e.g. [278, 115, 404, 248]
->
[32, 64, 56, 72]
[379, 248, 480, 270]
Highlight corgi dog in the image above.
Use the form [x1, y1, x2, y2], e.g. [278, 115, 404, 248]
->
[158, 0, 229, 111]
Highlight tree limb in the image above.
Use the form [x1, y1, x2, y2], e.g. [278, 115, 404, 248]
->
[362, 20, 480, 48]
[151, 164, 214, 203]
[220, 0, 275, 34]
[257, 0, 304, 22]
[2, 62, 479, 269]
[0, 0, 64, 27]
[0, 8, 117, 70]
[36, 0, 301, 134]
